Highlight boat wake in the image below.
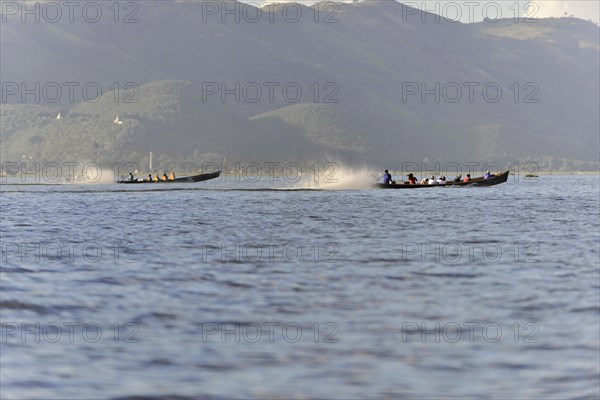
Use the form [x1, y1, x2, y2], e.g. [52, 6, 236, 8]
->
[68, 168, 116, 185]
[291, 164, 376, 190]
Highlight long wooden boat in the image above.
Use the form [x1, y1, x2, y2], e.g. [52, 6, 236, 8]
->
[117, 170, 221, 184]
[375, 170, 509, 189]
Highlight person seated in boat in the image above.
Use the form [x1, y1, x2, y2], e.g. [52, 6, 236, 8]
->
[420, 177, 429, 185]
[437, 176, 446, 184]
[128, 172, 135, 182]
[484, 170, 495, 179]
[170, 172, 176, 180]
[162, 173, 168, 181]
[429, 175, 437, 185]
[147, 174, 153, 182]
[454, 174, 462, 183]
[155, 174, 160, 182]
[383, 170, 393, 185]
[407, 173, 417, 185]
[463, 174, 472, 182]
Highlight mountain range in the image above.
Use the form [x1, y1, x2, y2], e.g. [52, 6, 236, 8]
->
[1, 0, 598, 171]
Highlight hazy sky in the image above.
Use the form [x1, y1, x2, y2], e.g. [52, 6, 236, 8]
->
[243, 1, 600, 23]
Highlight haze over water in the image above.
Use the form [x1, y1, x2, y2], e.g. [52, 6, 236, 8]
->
[1, 174, 599, 398]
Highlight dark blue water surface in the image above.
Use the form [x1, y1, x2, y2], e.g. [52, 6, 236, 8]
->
[1, 174, 599, 399]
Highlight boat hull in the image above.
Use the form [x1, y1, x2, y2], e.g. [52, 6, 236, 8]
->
[118, 171, 221, 184]
[375, 170, 509, 189]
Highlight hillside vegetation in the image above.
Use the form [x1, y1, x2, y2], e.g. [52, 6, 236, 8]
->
[1, 0, 598, 171]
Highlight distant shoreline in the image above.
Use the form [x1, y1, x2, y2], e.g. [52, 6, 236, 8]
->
[3, 168, 600, 177]
[384, 170, 600, 177]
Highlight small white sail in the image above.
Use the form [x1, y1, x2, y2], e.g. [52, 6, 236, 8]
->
[56, 112, 61, 120]
[113, 115, 123, 125]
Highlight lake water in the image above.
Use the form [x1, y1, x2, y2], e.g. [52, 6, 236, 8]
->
[1, 172, 599, 399]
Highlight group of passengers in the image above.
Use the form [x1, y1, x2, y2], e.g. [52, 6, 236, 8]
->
[128, 172, 176, 182]
[382, 170, 495, 185]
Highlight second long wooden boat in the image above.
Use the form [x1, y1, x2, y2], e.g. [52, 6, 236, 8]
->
[118, 170, 221, 184]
